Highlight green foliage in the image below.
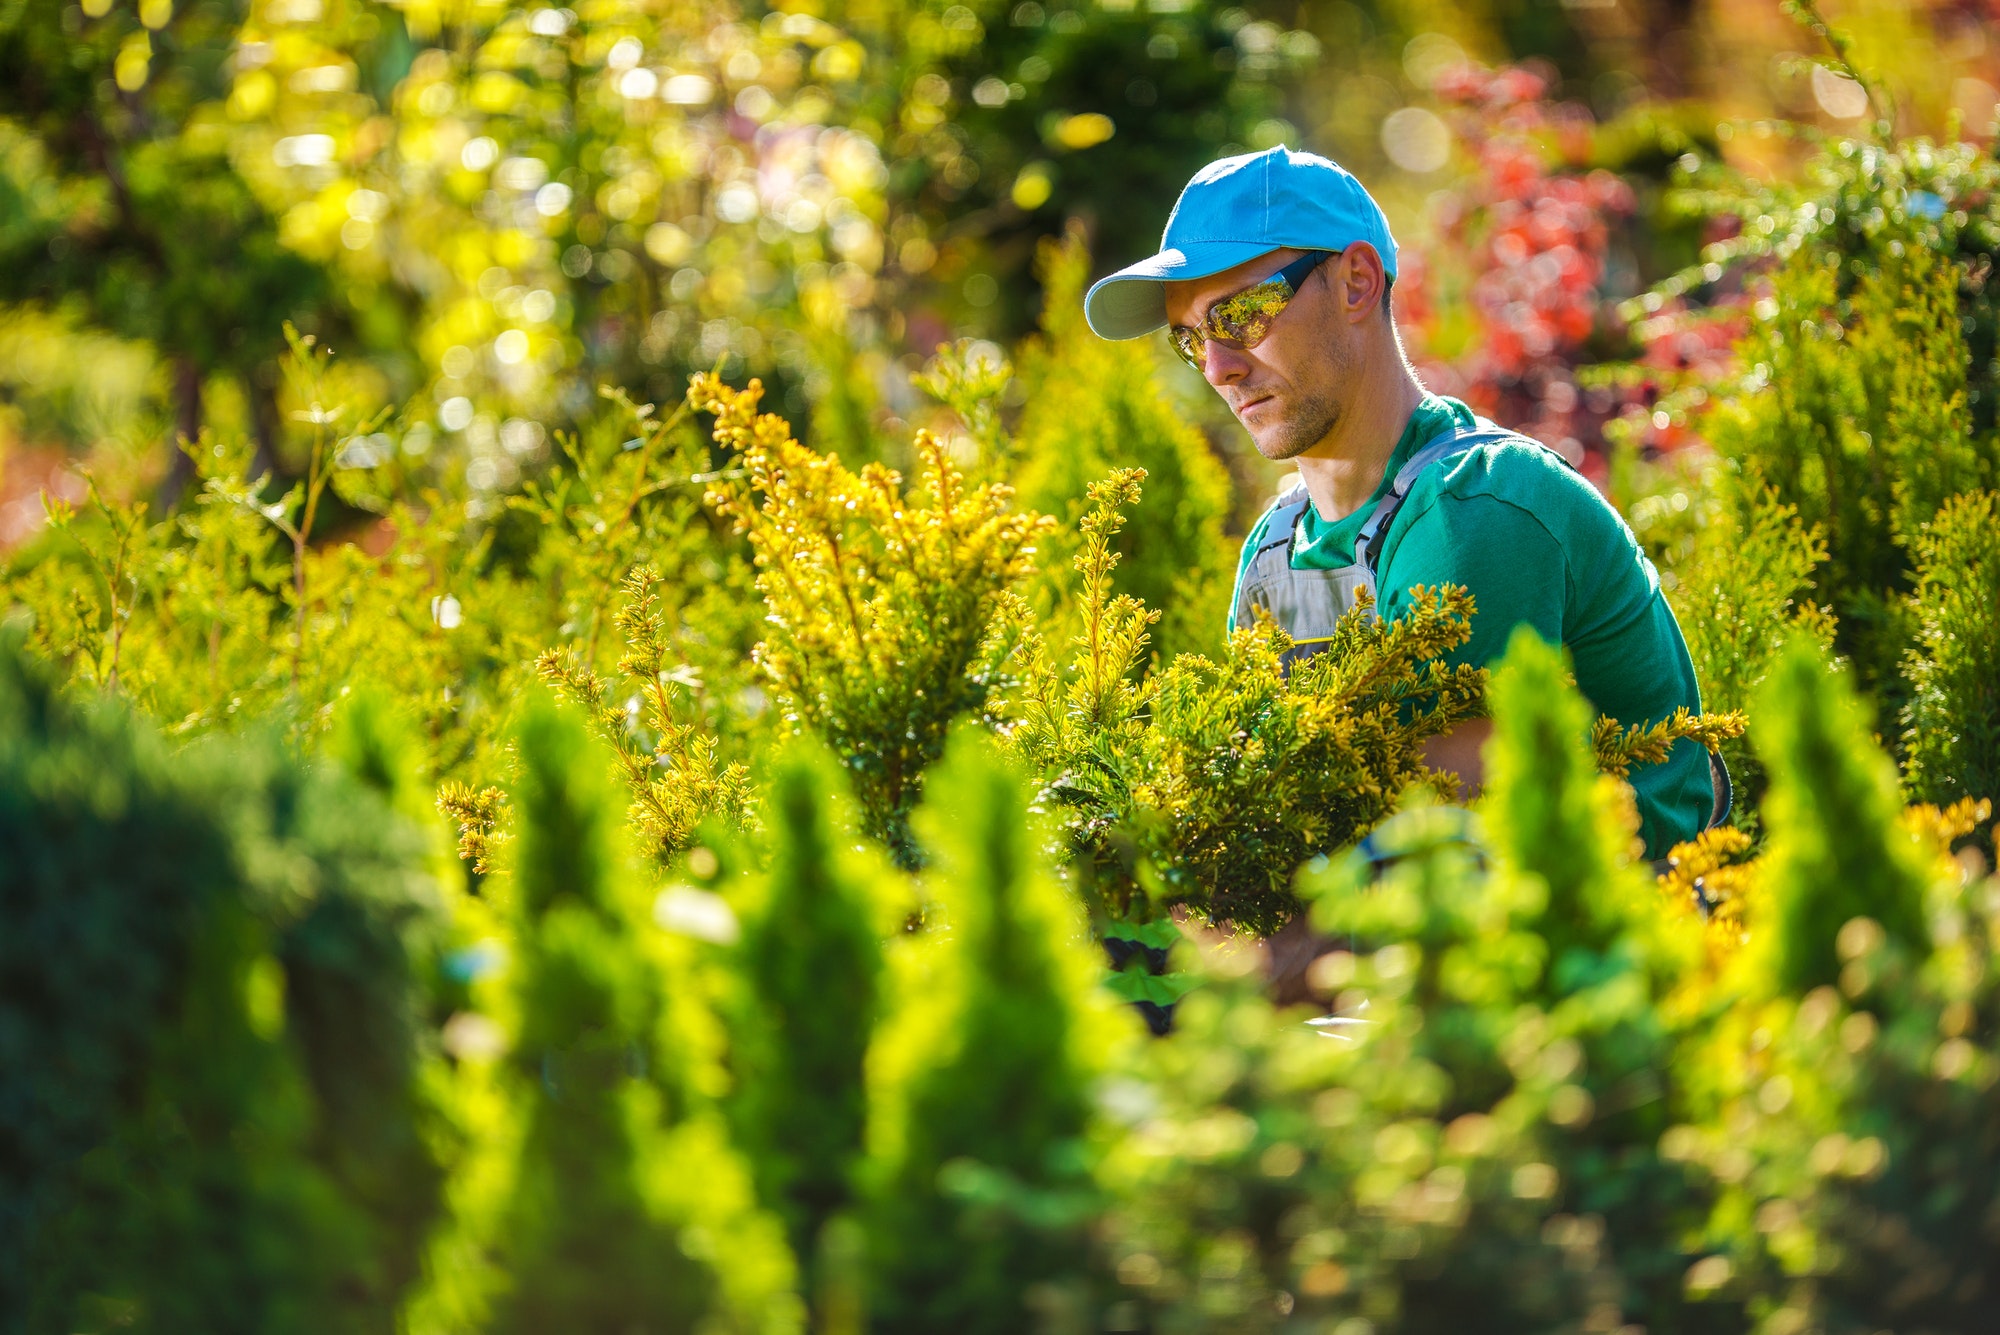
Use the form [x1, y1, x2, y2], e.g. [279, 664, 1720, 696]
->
[485, 694, 717, 1333]
[1709, 251, 1899, 694]
[1694, 797, 2000, 1335]
[0, 638, 445, 1335]
[1649, 485, 1835, 831]
[14, 32, 2000, 1323]
[1673, 136, 2000, 438]
[1011, 472, 1486, 932]
[723, 743, 887, 1298]
[1750, 639, 1930, 999]
[1637, 129, 2000, 821]
[863, 730, 1117, 1332]
[11, 385, 524, 775]
[9, 563, 2000, 1333]
[1900, 489, 2000, 809]
[327, 685, 431, 821]
[507, 388, 766, 740]
[1097, 631, 1712, 1333]
[693, 374, 1052, 866]
[1, 639, 234, 1328]
[0, 0, 329, 458]
[537, 565, 755, 862]
[5, 341, 768, 845]
[912, 0, 1312, 337]
[1484, 627, 1639, 951]
[1682, 142, 2000, 713]
[1, 0, 1307, 463]
[1009, 227, 1236, 661]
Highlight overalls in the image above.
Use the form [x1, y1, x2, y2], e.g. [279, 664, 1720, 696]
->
[1230, 422, 1732, 832]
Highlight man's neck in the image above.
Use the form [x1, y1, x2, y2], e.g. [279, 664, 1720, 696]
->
[1292, 368, 1427, 522]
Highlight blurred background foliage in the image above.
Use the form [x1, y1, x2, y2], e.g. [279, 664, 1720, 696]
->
[10, 0, 2000, 1330]
[13, 0, 2000, 516]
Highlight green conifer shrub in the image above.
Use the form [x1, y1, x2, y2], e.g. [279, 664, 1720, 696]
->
[1008, 228, 1237, 661]
[1677, 144, 2000, 711]
[257, 712, 451, 1327]
[863, 731, 1122, 1332]
[1476, 630, 1724, 1328]
[1097, 629, 1718, 1332]
[1654, 489, 1836, 832]
[1748, 640, 1932, 998]
[723, 744, 889, 1303]
[1, 642, 237, 1330]
[1482, 628, 1650, 955]
[1678, 640, 2000, 1333]
[482, 695, 724, 1334]
[1684, 131, 2000, 437]
[1900, 489, 2000, 808]
[1, 641, 447, 1335]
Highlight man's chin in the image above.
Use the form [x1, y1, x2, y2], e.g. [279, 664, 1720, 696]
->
[1249, 426, 1311, 463]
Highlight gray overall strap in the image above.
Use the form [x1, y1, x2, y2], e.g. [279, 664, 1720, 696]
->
[1348, 425, 1523, 600]
[1231, 424, 1521, 665]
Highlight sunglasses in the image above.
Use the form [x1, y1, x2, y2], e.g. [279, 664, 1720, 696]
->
[1167, 250, 1335, 372]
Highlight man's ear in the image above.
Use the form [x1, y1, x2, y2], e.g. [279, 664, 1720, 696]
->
[1334, 244, 1388, 323]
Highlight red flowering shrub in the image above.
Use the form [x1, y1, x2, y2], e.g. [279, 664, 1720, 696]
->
[1398, 61, 1741, 479]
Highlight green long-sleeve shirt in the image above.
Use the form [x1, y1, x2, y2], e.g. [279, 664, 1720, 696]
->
[1229, 394, 1712, 857]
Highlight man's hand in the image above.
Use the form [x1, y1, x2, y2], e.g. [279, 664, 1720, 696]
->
[1419, 717, 1492, 801]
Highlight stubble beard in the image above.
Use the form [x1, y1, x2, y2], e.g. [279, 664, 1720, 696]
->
[1251, 385, 1343, 462]
[1245, 320, 1352, 462]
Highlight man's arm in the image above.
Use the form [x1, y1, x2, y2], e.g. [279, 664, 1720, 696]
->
[1383, 489, 1566, 802]
[1420, 717, 1493, 800]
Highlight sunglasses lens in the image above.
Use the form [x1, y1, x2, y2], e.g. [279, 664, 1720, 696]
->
[1169, 269, 1302, 369]
[1213, 280, 1288, 346]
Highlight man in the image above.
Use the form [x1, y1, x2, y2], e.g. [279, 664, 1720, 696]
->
[1083, 146, 1717, 858]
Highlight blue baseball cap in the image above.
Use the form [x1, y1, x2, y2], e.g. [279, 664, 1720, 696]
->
[1083, 146, 1399, 341]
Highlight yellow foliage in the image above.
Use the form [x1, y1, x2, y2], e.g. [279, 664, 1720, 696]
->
[1657, 796, 1993, 970]
[690, 374, 1054, 863]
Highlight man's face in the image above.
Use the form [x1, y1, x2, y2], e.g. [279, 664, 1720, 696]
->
[1162, 247, 1362, 463]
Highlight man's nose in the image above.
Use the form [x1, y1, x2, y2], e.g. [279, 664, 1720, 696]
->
[1202, 338, 1250, 386]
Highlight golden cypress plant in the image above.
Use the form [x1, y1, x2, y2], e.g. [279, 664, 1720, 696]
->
[691, 374, 1053, 867]
[1008, 469, 1485, 936]
[536, 564, 755, 862]
[1012, 476, 1737, 935]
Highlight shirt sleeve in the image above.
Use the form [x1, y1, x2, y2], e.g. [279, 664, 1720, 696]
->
[1375, 491, 1568, 671]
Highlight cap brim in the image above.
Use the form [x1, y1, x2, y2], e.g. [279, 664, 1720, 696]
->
[1083, 241, 1277, 340]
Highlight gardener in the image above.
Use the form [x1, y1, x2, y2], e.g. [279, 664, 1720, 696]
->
[1083, 146, 1719, 859]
